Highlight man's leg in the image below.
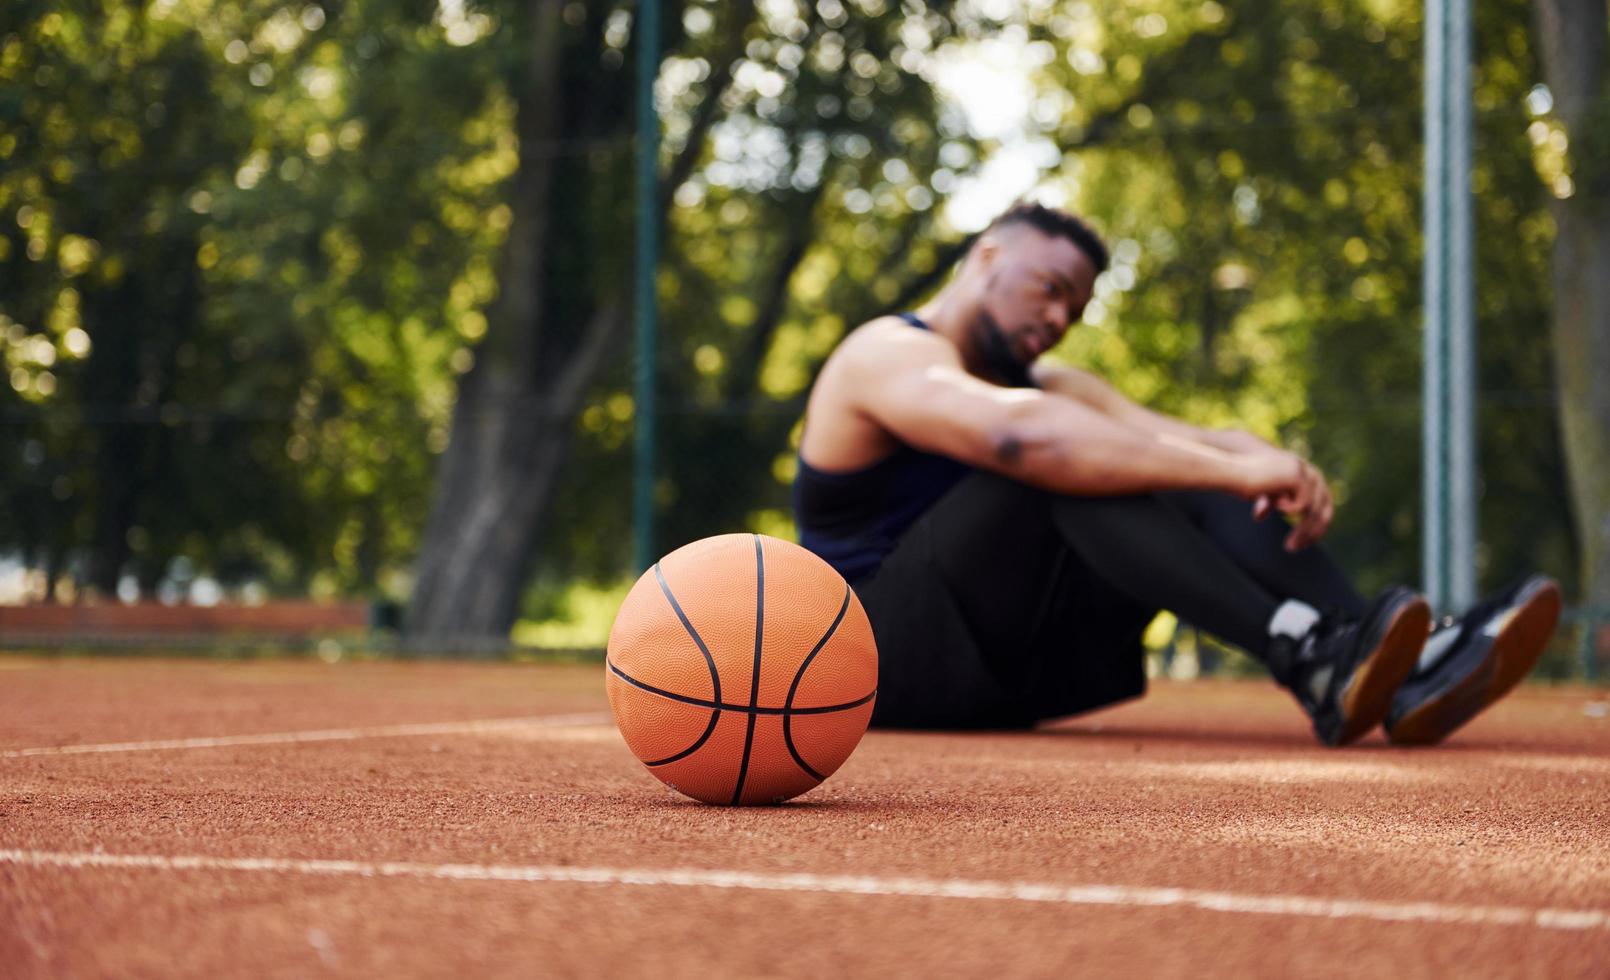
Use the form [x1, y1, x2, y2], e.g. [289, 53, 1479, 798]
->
[862, 474, 1157, 728]
[869, 474, 1305, 723]
[1163, 490, 1366, 620]
[1040, 485, 1429, 745]
[1042, 492, 1285, 659]
[921, 478, 1159, 722]
[864, 473, 1427, 742]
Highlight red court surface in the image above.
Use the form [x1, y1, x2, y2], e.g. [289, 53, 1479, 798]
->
[2, 656, 1607, 978]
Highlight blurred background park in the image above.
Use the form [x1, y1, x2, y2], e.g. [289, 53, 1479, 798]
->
[0, 0, 1605, 679]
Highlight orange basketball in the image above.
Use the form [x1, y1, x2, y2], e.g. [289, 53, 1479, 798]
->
[605, 533, 878, 805]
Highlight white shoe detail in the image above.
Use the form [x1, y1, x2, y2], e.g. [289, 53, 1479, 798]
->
[1415, 625, 1463, 672]
[1269, 600, 1321, 640]
[1483, 606, 1520, 638]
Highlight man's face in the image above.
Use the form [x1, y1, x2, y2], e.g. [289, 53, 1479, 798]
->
[975, 227, 1099, 370]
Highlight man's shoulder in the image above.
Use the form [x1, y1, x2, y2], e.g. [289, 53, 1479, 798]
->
[833, 315, 956, 368]
[1028, 360, 1081, 386]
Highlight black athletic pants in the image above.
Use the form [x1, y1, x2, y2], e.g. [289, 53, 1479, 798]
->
[856, 472, 1365, 729]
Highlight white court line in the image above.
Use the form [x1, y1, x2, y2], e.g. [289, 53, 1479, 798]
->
[2, 848, 1605, 932]
[0, 713, 610, 758]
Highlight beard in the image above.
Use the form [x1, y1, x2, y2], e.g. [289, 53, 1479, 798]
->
[977, 310, 1037, 389]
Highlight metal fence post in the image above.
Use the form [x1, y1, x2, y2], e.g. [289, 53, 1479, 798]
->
[633, 0, 661, 574]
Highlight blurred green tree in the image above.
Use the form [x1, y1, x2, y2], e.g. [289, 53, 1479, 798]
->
[527, 0, 1573, 648]
[0, 0, 1587, 656]
[0, 3, 258, 597]
[1027, 0, 1571, 602]
[0, 0, 494, 601]
[405, 0, 991, 644]
[1531, 0, 1609, 625]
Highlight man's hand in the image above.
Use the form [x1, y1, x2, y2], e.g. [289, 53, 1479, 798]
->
[1240, 450, 1335, 551]
[1206, 429, 1333, 550]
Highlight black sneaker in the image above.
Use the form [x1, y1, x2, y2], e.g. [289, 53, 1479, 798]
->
[1385, 575, 1562, 745]
[1267, 587, 1431, 746]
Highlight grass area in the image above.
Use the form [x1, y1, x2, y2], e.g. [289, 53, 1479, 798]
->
[513, 579, 633, 650]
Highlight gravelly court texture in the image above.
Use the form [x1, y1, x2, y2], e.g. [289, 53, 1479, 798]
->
[2, 656, 1606, 978]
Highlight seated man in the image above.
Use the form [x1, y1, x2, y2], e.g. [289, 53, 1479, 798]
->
[792, 202, 1560, 746]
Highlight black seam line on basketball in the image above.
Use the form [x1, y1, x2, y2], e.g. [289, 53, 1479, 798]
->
[729, 535, 766, 806]
[644, 563, 721, 767]
[608, 662, 875, 718]
[782, 584, 852, 783]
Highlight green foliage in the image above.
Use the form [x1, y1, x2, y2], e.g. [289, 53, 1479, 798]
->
[1, 0, 506, 598]
[538, 0, 991, 590]
[0, 0, 1576, 620]
[1031, 0, 1568, 595]
[2, 2, 260, 593]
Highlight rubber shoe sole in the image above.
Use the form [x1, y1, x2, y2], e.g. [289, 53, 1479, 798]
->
[1328, 594, 1432, 746]
[1386, 578, 1562, 746]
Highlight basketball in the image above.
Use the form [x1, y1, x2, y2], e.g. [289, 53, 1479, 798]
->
[605, 533, 878, 805]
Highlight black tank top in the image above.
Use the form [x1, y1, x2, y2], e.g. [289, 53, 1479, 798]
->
[793, 313, 972, 581]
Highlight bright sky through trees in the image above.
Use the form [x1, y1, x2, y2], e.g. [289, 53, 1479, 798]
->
[932, 31, 1065, 230]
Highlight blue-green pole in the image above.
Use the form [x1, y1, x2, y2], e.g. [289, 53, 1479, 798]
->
[1446, 0, 1476, 613]
[1423, 0, 1448, 612]
[1423, 0, 1476, 614]
[633, 0, 660, 573]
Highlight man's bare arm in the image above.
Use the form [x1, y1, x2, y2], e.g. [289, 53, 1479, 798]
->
[840, 325, 1315, 506]
[1030, 361, 1333, 549]
[1031, 362, 1278, 455]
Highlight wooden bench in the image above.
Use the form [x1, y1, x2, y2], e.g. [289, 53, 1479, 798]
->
[0, 601, 380, 651]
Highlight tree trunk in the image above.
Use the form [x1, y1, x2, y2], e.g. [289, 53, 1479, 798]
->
[83, 276, 147, 596]
[1533, 0, 1610, 628]
[44, 543, 63, 604]
[83, 232, 194, 598]
[404, 297, 626, 649]
[405, 0, 628, 649]
[1550, 206, 1610, 612]
[403, 387, 576, 648]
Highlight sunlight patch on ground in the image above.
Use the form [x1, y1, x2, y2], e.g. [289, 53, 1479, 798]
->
[1125, 758, 1437, 786]
[491, 724, 623, 746]
[1487, 753, 1610, 777]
